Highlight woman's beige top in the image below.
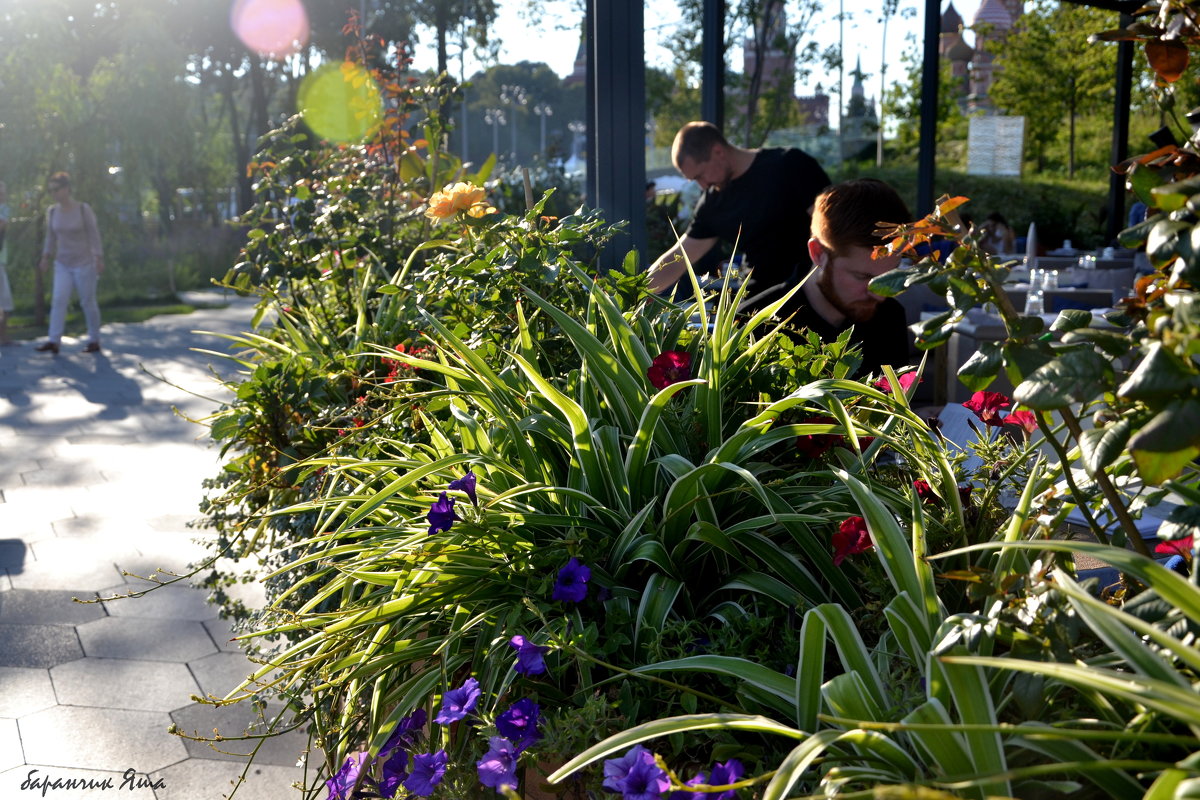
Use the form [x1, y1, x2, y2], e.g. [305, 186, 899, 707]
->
[42, 202, 102, 269]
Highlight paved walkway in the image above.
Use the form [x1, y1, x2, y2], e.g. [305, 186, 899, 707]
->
[0, 293, 309, 799]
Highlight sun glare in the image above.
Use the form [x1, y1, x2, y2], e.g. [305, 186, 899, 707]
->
[230, 0, 310, 60]
[297, 62, 383, 144]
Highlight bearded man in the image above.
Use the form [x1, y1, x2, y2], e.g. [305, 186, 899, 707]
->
[768, 178, 913, 377]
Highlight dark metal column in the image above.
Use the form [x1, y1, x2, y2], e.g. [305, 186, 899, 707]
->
[588, 0, 647, 270]
[916, 0, 940, 215]
[1106, 13, 1134, 244]
[701, 0, 726, 129]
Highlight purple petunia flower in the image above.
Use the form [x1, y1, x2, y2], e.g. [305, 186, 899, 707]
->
[435, 677, 481, 724]
[495, 697, 543, 753]
[551, 557, 591, 603]
[427, 491, 458, 535]
[325, 752, 368, 800]
[476, 736, 519, 792]
[380, 708, 427, 755]
[602, 745, 670, 800]
[707, 759, 744, 800]
[448, 470, 478, 506]
[667, 771, 707, 800]
[404, 750, 449, 797]
[378, 748, 408, 799]
[508, 635, 549, 676]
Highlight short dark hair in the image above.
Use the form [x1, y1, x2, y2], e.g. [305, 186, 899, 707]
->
[671, 121, 729, 169]
[812, 179, 911, 256]
[48, 171, 71, 189]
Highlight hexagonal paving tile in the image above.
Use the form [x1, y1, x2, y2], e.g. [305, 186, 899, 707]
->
[202, 617, 246, 654]
[170, 702, 310, 767]
[51, 658, 201, 712]
[77, 616, 216, 662]
[19, 705, 187, 772]
[6, 559, 127, 593]
[151, 758, 306, 800]
[188, 651, 273, 701]
[101, 583, 215, 621]
[0, 624, 83, 668]
[0, 666, 57, 717]
[0, 589, 105, 625]
[0, 764, 160, 799]
[0, 718, 22, 772]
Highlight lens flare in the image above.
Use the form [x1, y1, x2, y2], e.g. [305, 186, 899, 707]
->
[231, 0, 310, 59]
[298, 63, 383, 144]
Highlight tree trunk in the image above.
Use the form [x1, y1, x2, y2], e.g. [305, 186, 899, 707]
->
[1067, 77, 1077, 179]
[435, 0, 451, 75]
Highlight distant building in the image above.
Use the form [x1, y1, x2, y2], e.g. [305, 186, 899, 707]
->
[941, 0, 1025, 113]
[840, 57, 878, 160]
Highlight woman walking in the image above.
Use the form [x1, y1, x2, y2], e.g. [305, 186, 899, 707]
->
[36, 172, 104, 354]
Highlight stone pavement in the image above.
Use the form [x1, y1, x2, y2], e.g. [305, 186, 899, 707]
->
[0, 293, 312, 799]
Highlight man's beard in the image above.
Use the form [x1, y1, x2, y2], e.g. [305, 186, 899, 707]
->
[818, 267, 879, 323]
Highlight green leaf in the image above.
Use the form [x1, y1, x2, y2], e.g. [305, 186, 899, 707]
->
[1147, 219, 1190, 269]
[1008, 314, 1046, 338]
[1050, 309, 1094, 333]
[1078, 418, 1132, 474]
[633, 655, 794, 707]
[376, 284, 401, 295]
[1129, 398, 1200, 484]
[957, 342, 1003, 392]
[1117, 343, 1199, 401]
[547, 714, 807, 784]
[1013, 350, 1114, 410]
[868, 268, 910, 297]
[634, 574, 683, 651]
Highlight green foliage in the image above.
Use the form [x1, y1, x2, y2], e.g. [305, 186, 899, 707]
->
[989, 1, 1119, 176]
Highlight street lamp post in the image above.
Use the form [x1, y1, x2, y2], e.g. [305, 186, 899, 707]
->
[533, 103, 553, 158]
[485, 108, 506, 158]
[500, 84, 527, 161]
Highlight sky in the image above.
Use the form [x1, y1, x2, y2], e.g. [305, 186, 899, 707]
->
[408, 0, 983, 115]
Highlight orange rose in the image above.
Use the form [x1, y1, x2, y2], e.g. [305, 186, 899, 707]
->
[424, 190, 455, 220]
[447, 181, 486, 212]
[466, 202, 497, 218]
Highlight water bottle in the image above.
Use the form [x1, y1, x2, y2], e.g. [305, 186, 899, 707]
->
[1024, 289, 1044, 316]
[1043, 270, 1059, 290]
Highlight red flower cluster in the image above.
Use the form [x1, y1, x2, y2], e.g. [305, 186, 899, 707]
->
[913, 479, 974, 507]
[384, 343, 434, 383]
[1156, 534, 1194, 558]
[795, 415, 844, 459]
[872, 372, 920, 394]
[833, 516, 873, 565]
[647, 350, 692, 390]
[962, 391, 1039, 434]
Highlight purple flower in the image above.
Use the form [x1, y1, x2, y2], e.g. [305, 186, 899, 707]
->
[602, 745, 670, 800]
[509, 635, 548, 676]
[378, 748, 407, 799]
[325, 752, 368, 800]
[435, 677, 481, 724]
[404, 750, 448, 797]
[495, 697, 543, 752]
[427, 491, 458, 535]
[667, 772, 707, 799]
[448, 470, 478, 506]
[476, 736, 519, 791]
[552, 558, 590, 603]
[707, 759, 744, 800]
[380, 708, 427, 755]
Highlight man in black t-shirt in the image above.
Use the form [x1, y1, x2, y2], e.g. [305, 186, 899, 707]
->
[647, 122, 831, 304]
[768, 178, 913, 377]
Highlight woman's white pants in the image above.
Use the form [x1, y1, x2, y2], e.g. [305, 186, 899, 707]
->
[47, 261, 101, 343]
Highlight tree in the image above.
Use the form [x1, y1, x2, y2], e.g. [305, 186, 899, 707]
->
[884, 46, 969, 166]
[988, 1, 1117, 176]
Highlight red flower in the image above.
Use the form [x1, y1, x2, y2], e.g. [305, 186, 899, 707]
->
[832, 516, 873, 565]
[1155, 535, 1193, 558]
[1004, 408, 1038, 434]
[913, 479, 938, 504]
[647, 350, 692, 390]
[963, 391, 1012, 426]
[872, 373, 920, 394]
[796, 415, 844, 459]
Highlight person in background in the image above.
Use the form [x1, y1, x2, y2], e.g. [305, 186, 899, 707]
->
[978, 211, 1015, 255]
[646, 121, 831, 309]
[0, 181, 13, 345]
[768, 178, 913, 378]
[36, 172, 104, 354]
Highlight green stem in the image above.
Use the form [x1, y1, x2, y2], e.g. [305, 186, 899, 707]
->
[1058, 407, 1152, 557]
[564, 645, 747, 714]
[1033, 413, 1109, 546]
